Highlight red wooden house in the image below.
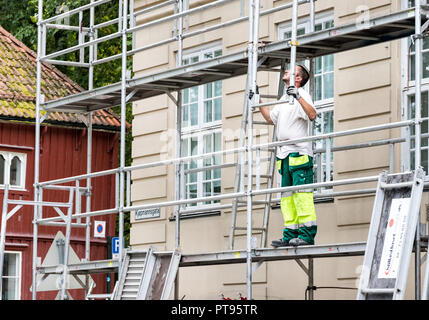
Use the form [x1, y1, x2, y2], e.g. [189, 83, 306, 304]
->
[0, 26, 122, 299]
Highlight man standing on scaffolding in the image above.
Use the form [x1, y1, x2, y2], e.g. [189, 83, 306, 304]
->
[259, 64, 317, 247]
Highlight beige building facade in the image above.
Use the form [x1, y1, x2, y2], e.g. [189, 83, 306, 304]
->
[130, 0, 428, 299]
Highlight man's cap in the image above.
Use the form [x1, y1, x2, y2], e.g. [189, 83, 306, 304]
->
[296, 64, 310, 86]
[296, 64, 310, 78]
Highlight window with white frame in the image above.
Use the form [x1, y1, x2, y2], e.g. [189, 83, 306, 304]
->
[180, 46, 223, 208]
[1, 251, 21, 300]
[402, 0, 429, 174]
[0, 151, 26, 189]
[279, 12, 334, 188]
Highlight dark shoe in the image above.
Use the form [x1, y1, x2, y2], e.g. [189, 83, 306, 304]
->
[289, 238, 311, 246]
[271, 238, 290, 248]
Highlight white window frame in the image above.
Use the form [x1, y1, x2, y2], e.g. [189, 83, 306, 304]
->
[401, 0, 429, 173]
[0, 151, 27, 190]
[278, 11, 335, 189]
[179, 44, 223, 210]
[1, 251, 22, 300]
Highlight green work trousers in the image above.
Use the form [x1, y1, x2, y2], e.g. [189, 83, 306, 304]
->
[277, 152, 317, 244]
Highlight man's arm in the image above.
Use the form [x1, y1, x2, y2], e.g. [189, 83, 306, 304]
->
[260, 106, 273, 125]
[297, 96, 317, 121]
[286, 86, 317, 121]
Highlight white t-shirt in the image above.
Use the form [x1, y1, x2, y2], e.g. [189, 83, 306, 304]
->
[269, 88, 316, 159]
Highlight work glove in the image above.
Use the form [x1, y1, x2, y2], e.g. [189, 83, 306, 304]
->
[286, 86, 300, 101]
[248, 85, 259, 100]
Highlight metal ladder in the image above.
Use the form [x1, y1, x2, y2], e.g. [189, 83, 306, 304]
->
[357, 168, 425, 300]
[0, 184, 74, 300]
[112, 248, 181, 300]
[229, 59, 286, 250]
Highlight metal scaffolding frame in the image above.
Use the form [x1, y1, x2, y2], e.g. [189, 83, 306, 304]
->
[1, 0, 429, 300]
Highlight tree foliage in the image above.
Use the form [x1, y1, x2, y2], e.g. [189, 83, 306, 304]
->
[0, 0, 132, 244]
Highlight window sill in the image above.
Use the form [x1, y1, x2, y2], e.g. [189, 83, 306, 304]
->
[0, 187, 28, 193]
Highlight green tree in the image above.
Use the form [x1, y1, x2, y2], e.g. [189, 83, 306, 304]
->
[0, 0, 132, 245]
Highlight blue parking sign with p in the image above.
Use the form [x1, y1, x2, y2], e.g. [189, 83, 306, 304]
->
[112, 237, 120, 259]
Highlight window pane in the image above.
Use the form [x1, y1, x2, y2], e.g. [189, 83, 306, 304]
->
[314, 113, 323, 135]
[315, 57, 322, 74]
[324, 20, 334, 29]
[423, 52, 429, 79]
[213, 180, 221, 194]
[189, 184, 197, 206]
[2, 253, 18, 300]
[324, 55, 334, 72]
[410, 54, 416, 81]
[182, 88, 189, 104]
[214, 81, 222, 97]
[315, 76, 322, 101]
[213, 180, 221, 203]
[3, 254, 17, 277]
[190, 138, 198, 183]
[204, 134, 212, 180]
[190, 87, 198, 102]
[424, 37, 429, 50]
[323, 72, 334, 99]
[204, 83, 212, 98]
[203, 182, 211, 196]
[204, 101, 212, 123]
[182, 106, 189, 127]
[2, 278, 16, 300]
[10, 156, 21, 186]
[181, 138, 188, 157]
[323, 110, 334, 133]
[214, 98, 222, 121]
[190, 103, 198, 126]
[214, 132, 222, 166]
[297, 28, 305, 36]
[422, 92, 428, 148]
[0, 155, 4, 185]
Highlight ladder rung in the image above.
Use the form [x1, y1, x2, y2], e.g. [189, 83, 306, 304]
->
[122, 287, 139, 292]
[87, 293, 112, 299]
[380, 181, 414, 190]
[361, 288, 396, 294]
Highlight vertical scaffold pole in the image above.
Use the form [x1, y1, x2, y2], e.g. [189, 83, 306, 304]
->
[246, 0, 259, 300]
[175, 0, 184, 252]
[86, 0, 95, 280]
[414, 0, 423, 300]
[118, 0, 128, 276]
[174, 0, 184, 300]
[288, 0, 298, 105]
[32, 0, 44, 301]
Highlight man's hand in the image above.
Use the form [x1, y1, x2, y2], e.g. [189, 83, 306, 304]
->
[248, 85, 259, 100]
[286, 86, 300, 101]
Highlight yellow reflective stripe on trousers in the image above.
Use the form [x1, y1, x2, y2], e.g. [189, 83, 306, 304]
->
[280, 196, 299, 228]
[292, 192, 316, 224]
[288, 155, 309, 167]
